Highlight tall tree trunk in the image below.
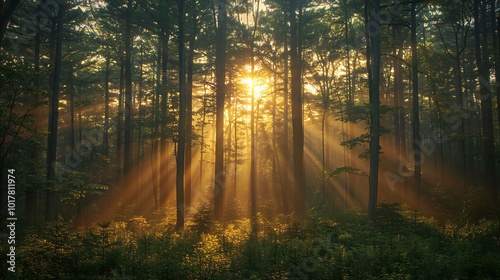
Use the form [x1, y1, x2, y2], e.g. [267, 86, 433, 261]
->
[104, 57, 110, 157]
[160, 29, 170, 206]
[491, 1, 500, 192]
[248, 0, 261, 218]
[26, 0, 45, 222]
[123, 0, 133, 174]
[176, 0, 186, 229]
[344, 0, 350, 199]
[290, 0, 305, 220]
[185, 27, 196, 208]
[138, 44, 143, 210]
[454, 56, 467, 193]
[392, 27, 401, 200]
[250, 38, 257, 218]
[474, 0, 497, 197]
[46, 2, 66, 221]
[69, 65, 76, 151]
[411, 1, 421, 207]
[322, 109, 326, 204]
[234, 94, 238, 196]
[214, 0, 226, 220]
[397, 46, 406, 195]
[282, 15, 290, 214]
[272, 51, 278, 204]
[152, 37, 161, 211]
[367, 0, 381, 221]
[200, 93, 206, 191]
[116, 58, 124, 169]
[0, 0, 21, 50]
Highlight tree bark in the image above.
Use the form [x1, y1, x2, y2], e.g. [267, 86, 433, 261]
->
[0, 0, 21, 50]
[116, 58, 124, 169]
[411, 1, 421, 207]
[214, 0, 227, 220]
[176, 0, 186, 229]
[474, 0, 497, 197]
[69, 65, 76, 151]
[185, 21, 196, 208]
[282, 12, 290, 214]
[46, 1, 66, 221]
[104, 57, 110, 157]
[123, 0, 133, 174]
[26, 0, 45, 222]
[290, 0, 305, 220]
[367, 0, 381, 221]
[160, 28, 170, 206]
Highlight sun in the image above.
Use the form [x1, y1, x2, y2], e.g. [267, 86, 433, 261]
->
[242, 77, 254, 91]
[241, 76, 265, 100]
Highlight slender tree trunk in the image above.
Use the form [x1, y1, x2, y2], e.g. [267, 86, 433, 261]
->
[214, 0, 227, 220]
[250, 39, 257, 218]
[138, 44, 143, 209]
[474, 0, 497, 197]
[0, 0, 21, 50]
[123, 0, 133, 174]
[411, 1, 421, 207]
[282, 18, 290, 214]
[200, 94, 206, 190]
[234, 95, 238, 196]
[116, 58, 124, 169]
[176, 0, 186, 229]
[367, 0, 381, 221]
[104, 57, 110, 157]
[69, 65, 76, 151]
[152, 36, 161, 211]
[185, 28, 196, 208]
[491, 2, 500, 188]
[454, 55, 468, 193]
[46, 2, 66, 221]
[392, 27, 401, 200]
[160, 29, 170, 206]
[322, 111, 326, 204]
[26, 1, 44, 222]
[272, 53, 278, 202]
[290, 0, 305, 220]
[344, 0, 350, 199]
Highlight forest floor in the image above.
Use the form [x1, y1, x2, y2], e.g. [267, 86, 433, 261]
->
[2, 203, 500, 280]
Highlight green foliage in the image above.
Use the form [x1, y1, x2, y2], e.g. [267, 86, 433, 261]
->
[327, 165, 367, 178]
[190, 203, 214, 233]
[5, 207, 499, 279]
[430, 185, 500, 225]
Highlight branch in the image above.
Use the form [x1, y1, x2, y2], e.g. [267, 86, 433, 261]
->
[381, 53, 425, 74]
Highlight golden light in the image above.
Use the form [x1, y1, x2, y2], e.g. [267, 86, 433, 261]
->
[241, 76, 266, 100]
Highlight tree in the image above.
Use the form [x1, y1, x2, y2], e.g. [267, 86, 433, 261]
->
[123, 0, 135, 174]
[0, 0, 21, 49]
[411, 0, 421, 206]
[175, 0, 187, 229]
[185, 10, 195, 209]
[214, 0, 227, 220]
[46, 0, 66, 221]
[367, 0, 381, 221]
[290, 0, 305, 220]
[103, 56, 111, 157]
[248, 0, 261, 218]
[473, 0, 497, 197]
[435, 0, 470, 192]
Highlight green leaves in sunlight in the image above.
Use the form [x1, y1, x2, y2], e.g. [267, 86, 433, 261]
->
[5, 206, 500, 280]
[327, 165, 367, 178]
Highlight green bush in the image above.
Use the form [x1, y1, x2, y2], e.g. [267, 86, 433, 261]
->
[4, 204, 499, 279]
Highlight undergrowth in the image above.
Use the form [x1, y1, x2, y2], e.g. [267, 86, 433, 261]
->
[2, 203, 499, 279]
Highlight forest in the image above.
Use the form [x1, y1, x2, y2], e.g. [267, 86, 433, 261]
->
[1, 0, 500, 278]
